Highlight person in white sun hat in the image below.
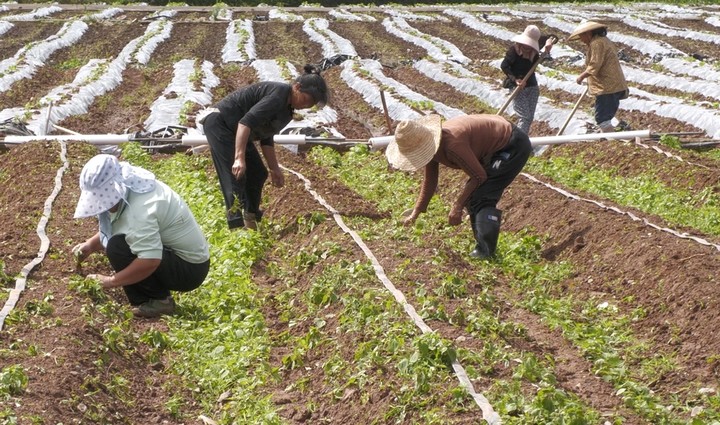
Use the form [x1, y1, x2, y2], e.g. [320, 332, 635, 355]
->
[386, 114, 532, 259]
[570, 20, 629, 133]
[72, 154, 210, 318]
[500, 25, 554, 136]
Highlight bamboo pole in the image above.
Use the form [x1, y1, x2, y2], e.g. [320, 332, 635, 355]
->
[557, 87, 588, 136]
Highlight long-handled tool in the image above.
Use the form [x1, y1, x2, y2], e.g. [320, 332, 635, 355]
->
[497, 35, 558, 116]
[556, 86, 588, 136]
[379, 90, 393, 134]
[273, 134, 394, 151]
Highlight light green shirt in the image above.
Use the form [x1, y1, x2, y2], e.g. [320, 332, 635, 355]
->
[110, 180, 210, 264]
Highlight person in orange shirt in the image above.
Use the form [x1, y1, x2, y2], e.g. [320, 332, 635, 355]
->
[571, 21, 629, 133]
[386, 114, 532, 259]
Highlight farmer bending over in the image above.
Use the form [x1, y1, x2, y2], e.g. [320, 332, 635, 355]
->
[386, 114, 531, 259]
[201, 64, 328, 230]
[72, 154, 210, 318]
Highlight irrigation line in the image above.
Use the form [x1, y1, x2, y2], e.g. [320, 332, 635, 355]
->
[631, 138, 715, 171]
[282, 165, 502, 425]
[0, 142, 69, 331]
[521, 173, 720, 253]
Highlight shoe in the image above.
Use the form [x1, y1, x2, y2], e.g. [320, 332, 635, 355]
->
[132, 296, 176, 318]
[616, 120, 632, 131]
[472, 207, 501, 259]
[243, 212, 257, 230]
[469, 246, 490, 259]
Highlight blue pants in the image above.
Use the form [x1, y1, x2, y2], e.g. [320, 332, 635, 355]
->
[594, 89, 627, 125]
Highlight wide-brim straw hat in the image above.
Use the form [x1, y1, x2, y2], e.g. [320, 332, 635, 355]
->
[385, 114, 443, 172]
[569, 21, 607, 40]
[512, 25, 541, 52]
[73, 154, 155, 218]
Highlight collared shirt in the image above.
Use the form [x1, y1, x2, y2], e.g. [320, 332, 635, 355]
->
[415, 115, 513, 212]
[109, 180, 210, 264]
[584, 36, 628, 96]
[215, 81, 294, 146]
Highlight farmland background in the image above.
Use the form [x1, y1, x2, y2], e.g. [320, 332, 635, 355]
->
[1, 2, 720, 424]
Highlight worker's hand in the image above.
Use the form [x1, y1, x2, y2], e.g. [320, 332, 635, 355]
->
[270, 168, 284, 187]
[232, 158, 246, 179]
[72, 242, 89, 266]
[448, 208, 463, 226]
[86, 273, 113, 289]
[543, 35, 557, 53]
[517, 80, 527, 89]
[576, 75, 586, 85]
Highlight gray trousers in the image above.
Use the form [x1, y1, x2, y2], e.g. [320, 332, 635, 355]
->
[512, 86, 539, 135]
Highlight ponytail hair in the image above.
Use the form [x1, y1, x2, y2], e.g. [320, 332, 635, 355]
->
[295, 64, 328, 107]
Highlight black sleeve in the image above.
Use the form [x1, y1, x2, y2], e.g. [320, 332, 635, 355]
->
[500, 46, 516, 77]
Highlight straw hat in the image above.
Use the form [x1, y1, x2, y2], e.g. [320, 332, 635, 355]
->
[569, 21, 607, 40]
[385, 114, 443, 172]
[73, 154, 156, 219]
[512, 25, 541, 52]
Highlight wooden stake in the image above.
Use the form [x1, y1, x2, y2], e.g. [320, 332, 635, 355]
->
[379, 90, 392, 134]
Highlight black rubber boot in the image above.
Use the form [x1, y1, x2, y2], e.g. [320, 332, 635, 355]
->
[470, 207, 502, 259]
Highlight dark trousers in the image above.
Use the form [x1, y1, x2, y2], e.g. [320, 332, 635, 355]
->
[594, 90, 626, 124]
[467, 125, 532, 215]
[106, 235, 210, 305]
[203, 112, 268, 228]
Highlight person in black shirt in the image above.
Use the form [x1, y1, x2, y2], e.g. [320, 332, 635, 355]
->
[203, 64, 328, 230]
[500, 25, 544, 135]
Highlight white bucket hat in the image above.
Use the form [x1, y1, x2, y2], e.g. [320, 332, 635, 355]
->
[512, 25, 541, 52]
[385, 114, 443, 172]
[569, 21, 607, 40]
[73, 154, 156, 219]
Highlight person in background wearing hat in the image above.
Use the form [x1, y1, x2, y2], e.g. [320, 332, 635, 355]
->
[387, 114, 532, 259]
[72, 154, 210, 318]
[500, 25, 554, 136]
[570, 20, 629, 133]
[202, 64, 328, 230]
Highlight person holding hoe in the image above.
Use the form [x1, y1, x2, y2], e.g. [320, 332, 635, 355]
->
[72, 154, 210, 318]
[202, 64, 328, 230]
[500, 25, 555, 136]
[570, 20, 629, 133]
[387, 114, 532, 259]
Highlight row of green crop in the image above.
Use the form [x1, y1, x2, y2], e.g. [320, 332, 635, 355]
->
[306, 144, 720, 423]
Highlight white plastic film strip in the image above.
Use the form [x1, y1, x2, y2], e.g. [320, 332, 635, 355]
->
[521, 173, 720, 252]
[0, 142, 70, 330]
[282, 165, 501, 425]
